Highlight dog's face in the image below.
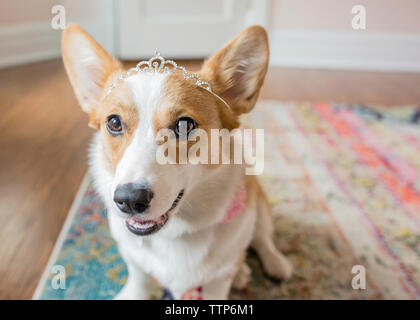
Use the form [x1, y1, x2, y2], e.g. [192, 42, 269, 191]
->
[62, 24, 268, 236]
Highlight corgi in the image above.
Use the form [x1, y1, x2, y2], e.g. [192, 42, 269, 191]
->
[61, 24, 293, 299]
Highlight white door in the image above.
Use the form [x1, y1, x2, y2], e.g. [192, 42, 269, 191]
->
[117, 0, 268, 59]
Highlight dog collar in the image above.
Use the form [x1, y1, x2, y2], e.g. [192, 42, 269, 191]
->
[220, 186, 247, 224]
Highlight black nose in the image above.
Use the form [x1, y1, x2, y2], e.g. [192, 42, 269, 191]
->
[113, 183, 154, 215]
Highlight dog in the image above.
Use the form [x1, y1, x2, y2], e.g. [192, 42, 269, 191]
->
[61, 23, 293, 299]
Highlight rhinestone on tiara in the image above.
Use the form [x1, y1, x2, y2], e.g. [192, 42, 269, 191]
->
[104, 51, 231, 111]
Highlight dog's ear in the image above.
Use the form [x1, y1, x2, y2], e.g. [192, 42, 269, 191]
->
[201, 25, 269, 115]
[62, 24, 121, 124]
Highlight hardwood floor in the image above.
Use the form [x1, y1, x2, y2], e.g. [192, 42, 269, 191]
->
[0, 58, 419, 299]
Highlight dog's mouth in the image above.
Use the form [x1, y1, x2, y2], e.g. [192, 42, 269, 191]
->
[125, 190, 184, 236]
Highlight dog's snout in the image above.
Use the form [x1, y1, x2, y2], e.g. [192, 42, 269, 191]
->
[113, 183, 154, 215]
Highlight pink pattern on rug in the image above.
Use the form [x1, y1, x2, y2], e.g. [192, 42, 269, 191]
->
[313, 103, 420, 222]
[339, 109, 419, 185]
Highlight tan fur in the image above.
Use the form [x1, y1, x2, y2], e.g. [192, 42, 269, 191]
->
[153, 72, 241, 166]
[154, 72, 220, 164]
[62, 25, 142, 171]
[200, 26, 269, 116]
[62, 24, 122, 115]
[99, 84, 139, 170]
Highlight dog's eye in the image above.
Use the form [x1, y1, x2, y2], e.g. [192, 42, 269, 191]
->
[106, 115, 123, 135]
[175, 117, 196, 137]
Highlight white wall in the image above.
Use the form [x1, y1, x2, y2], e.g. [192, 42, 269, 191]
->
[269, 0, 420, 71]
[0, 0, 56, 26]
[0, 0, 114, 69]
[0, 0, 61, 68]
[61, 0, 115, 54]
[270, 0, 420, 33]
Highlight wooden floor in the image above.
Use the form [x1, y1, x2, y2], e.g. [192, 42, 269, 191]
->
[0, 58, 420, 299]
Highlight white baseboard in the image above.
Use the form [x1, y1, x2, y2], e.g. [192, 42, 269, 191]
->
[0, 22, 61, 69]
[269, 30, 420, 72]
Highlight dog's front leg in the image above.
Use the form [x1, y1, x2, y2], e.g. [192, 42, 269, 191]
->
[114, 262, 151, 300]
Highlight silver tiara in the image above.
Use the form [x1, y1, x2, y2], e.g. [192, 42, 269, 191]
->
[104, 51, 231, 111]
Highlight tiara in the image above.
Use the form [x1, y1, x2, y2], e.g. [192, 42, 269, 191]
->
[104, 51, 231, 111]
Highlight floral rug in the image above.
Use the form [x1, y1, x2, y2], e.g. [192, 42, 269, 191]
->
[34, 101, 420, 300]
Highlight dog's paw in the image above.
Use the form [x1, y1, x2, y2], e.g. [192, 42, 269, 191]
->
[113, 284, 149, 300]
[232, 263, 251, 290]
[263, 251, 293, 281]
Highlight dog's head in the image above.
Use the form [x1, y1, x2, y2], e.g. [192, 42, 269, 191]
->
[62, 24, 268, 236]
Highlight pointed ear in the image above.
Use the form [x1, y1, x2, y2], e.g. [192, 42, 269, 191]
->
[201, 25, 269, 115]
[61, 24, 121, 115]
